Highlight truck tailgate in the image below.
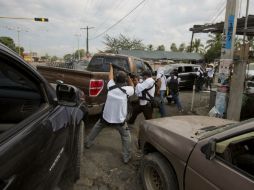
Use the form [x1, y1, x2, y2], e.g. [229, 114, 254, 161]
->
[37, 65, 108, 114]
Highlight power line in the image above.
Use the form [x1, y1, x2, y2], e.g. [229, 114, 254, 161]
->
[90, 0, 148, 40]
[207, 0, 225, 22]
[211, 1, 226, 23]
[93, 0, 129, 33]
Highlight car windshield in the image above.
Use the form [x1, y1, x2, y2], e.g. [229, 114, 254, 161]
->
[248, 63, 254, 70]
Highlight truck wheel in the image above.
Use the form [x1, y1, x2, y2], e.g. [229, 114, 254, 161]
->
[73, 121, 84, 181]
[141, 152, 178, 190]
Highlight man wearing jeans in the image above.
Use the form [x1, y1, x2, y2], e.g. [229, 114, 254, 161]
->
[167, 70, 183, 112]
[156, 67, 167, 117]
[85, 64, 134, 164]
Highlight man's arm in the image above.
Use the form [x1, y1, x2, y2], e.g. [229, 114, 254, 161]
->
[127, 76, 134, 87]
[109, 63, 114, 80]
[156, 78, 161, 95]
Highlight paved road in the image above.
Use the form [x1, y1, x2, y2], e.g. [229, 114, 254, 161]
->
[72, 91, 210, 190]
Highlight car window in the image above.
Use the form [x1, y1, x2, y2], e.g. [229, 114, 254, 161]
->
[134, 59, 145, 74]
[216, 131, 254, 177]
[184, 66, 193, 72]
[0, 58, 43, 132]
[87, 56, 129, 72]
[178, 66, 183, 73]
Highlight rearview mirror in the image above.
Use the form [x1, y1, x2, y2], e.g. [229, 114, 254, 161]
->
[56, 83, 81, 107]
[202, 138, 217, 160]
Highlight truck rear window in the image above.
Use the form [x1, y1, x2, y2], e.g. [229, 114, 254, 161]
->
[87, 56, 129, 72]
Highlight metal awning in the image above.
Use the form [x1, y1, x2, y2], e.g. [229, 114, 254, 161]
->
[189, 15, 254, 36]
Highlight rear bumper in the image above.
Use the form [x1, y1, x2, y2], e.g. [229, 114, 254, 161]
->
[87, 103, 104, 115]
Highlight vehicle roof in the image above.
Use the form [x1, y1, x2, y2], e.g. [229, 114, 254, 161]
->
[93, 52, 143, 61]
[165, 63, 200, 67]
[144, 115, 235, 141]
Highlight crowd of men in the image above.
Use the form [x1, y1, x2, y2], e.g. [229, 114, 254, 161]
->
[85, 63, 214, 164]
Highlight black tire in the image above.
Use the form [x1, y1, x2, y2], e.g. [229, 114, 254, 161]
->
[73, 121, 84, 181]
[140, 152, 178, 190]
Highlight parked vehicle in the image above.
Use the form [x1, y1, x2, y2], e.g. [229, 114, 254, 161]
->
[37, 53, 153, 115]
[139, 115, 254, 190]
[0, 43, 87, 190]
[163, 63, 200, 88]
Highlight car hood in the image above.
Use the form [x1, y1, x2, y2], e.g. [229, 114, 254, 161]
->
[142, 115, 235, 161]
[246, 70, 254, 78]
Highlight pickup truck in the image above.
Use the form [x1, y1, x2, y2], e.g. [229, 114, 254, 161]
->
[139, 115, 254, 190]
[37, 53, 153, 115]
[0, 43, 87, 190]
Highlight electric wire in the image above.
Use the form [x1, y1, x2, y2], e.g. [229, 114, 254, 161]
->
[207, 0, 225, 22]
[93, 0, 129, 33]
[211, 1, 226, 23]
[90, 0, 148, 40]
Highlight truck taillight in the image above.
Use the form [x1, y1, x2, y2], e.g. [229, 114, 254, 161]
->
[89, 80, 104, 96]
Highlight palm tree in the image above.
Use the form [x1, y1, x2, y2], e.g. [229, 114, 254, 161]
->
[192, 39, 205, 54]
[147, 44, 153, 51]
[178, 43, 186, 52]
[205, 34, 223, 49]
[170, 43, 178, 52]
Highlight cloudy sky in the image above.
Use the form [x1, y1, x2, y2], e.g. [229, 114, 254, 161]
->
[0, 0, 253, 57]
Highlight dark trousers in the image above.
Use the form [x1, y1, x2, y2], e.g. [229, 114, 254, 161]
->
[128, 102, 153, 124]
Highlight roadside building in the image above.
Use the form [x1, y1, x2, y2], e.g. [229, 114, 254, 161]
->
[117, 49, 204, 70]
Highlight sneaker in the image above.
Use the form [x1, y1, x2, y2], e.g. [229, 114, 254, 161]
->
[123, 155, 131, 164]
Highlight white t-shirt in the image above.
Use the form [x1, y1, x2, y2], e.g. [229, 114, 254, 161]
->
[206, 68, 214, 78]
[135, 77, 155, 106]
[156, 72, 167, 91]
[103, 80, 134, 124]
[167, 76, 181, 83]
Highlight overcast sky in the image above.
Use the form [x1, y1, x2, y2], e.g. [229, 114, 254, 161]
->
[0, 0, 253, 57]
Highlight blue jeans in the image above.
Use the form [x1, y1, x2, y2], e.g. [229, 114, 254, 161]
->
[159, 90, 166, 117]
[171, 92, 182, 110]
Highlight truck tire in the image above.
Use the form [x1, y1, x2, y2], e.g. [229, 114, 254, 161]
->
[140, 152, 178, 190]
[73, 121, 84, 181]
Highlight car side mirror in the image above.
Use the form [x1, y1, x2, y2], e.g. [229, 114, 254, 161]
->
[56, 83, 81, 107]
[202, 138, 217, 160]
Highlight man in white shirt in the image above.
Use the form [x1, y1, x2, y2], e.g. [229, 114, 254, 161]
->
[128, 70, 155, 125]
[85, 64, 134, 164]
[156, 67, 167, 117]
[206, 65, 214, 90]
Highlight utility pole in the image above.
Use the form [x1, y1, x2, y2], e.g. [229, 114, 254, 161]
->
[214, 0, 238, 118]
[75, 34, 81, 60]
[17, 27, 21, 55]
[227, 0, 249, 120]
[80, 26, 95, 55]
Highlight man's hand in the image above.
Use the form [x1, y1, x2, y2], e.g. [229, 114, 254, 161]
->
[109, 63, 114, 80]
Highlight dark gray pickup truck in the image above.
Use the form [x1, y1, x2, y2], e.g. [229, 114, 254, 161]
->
[0, 43, 86, 190]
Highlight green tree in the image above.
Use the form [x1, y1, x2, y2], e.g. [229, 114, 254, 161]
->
[51, 56, 58, 62]
[205, 34, 222, 62]
[192, 39, 205, 54]
[63, 54, 73, 61]
[170, 43, 178, 52]
[147, 44, 153, 51]
[0, 36, 25, 54]
[157, 45, 165, 51]
[103, 34, 145, 52]
[178, 43, 186, 52]
[74, 49, 85, 60]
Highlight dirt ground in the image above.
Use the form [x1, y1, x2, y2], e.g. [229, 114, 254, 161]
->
[73, 91, 210, 190]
